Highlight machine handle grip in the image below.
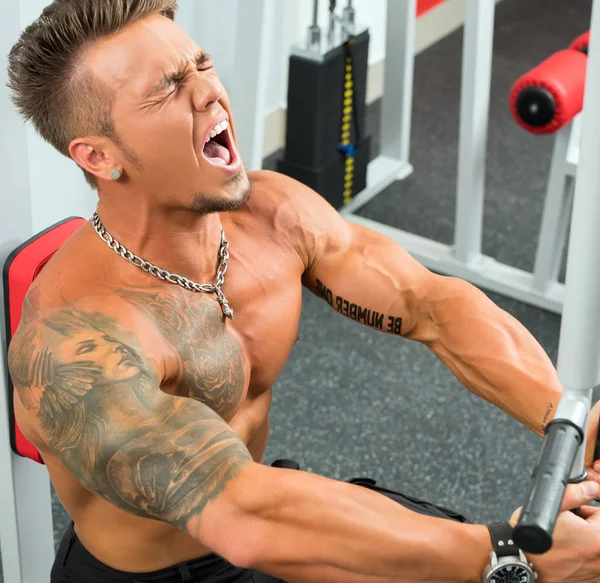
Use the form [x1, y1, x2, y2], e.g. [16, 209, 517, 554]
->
[512, 420, 582, 554]
[509, 49, 587, 134]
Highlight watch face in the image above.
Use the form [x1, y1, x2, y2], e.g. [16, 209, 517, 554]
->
[489, 564, 532, 583]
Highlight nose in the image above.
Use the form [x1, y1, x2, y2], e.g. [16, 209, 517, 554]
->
[192, 75, 223, 113]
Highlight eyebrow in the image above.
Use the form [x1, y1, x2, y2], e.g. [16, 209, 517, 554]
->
[144, 51, 212, 98]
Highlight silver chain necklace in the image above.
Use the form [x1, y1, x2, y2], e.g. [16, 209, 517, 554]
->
[91, 212, 234, 319]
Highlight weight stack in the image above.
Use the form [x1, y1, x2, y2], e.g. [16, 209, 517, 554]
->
[277, 27, 371, 210]
[277, 136, 371, 210]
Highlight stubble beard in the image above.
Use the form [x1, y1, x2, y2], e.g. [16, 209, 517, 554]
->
[190, 170, 253, 215]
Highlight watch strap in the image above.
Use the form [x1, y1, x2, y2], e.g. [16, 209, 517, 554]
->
[487, 522, 520, 558]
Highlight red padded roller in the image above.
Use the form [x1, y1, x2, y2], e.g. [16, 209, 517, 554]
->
[570, 30, 590, 53]
[3, 217, 85, 464]
[510, 49, 587, 134]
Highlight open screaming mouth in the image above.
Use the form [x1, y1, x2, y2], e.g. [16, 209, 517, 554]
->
[203, 120, 234, 166]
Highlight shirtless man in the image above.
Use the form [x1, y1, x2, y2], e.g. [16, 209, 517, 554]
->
[6, 1, 600, 582]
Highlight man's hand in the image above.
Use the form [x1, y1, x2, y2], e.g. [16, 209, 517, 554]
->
[510, 481, 600, 583]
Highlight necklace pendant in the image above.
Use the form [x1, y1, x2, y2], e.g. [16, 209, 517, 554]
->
[216, 288, 234, 319]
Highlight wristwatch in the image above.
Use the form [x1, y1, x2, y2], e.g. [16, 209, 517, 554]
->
[482, 522, 538, 582]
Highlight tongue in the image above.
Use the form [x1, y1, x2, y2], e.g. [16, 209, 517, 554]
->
[203, 140, 231, 165]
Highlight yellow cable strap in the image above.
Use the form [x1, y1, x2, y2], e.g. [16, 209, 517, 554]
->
[340, 39, 356, 206]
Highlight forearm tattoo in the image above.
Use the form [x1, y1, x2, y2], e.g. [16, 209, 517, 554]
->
[315, 279, 403, 335]
[542, 402, 554, 433]
[8, 307, 251, 530]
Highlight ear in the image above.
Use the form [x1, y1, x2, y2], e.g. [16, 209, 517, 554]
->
[69, 137, 122, 181]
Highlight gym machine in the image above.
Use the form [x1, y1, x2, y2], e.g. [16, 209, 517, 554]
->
[277, 0, 372, 208]
[509, 33, 588, 301]
[507, 28, 600, 554]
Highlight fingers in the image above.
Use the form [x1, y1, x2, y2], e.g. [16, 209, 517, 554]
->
[585, 468, 600, 504]
[509, 482, 600, 529]
[509, 507, 520, 528]
[560, 481, 600, 512]
[588, 468, 600, 483]
[576, 504, 600, 520]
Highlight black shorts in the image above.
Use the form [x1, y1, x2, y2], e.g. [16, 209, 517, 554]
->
[51, 523, 285, 583]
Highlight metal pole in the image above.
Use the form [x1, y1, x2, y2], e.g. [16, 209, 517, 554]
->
[229, 0, 275, 172]
[1, 4, 56, 582]
[453, 0, 495, 264]
[343, 0, 355, 32]
[555, 0, 600, 478]
[380, 0, 416, 166]
[308, 0, 321, 49]
[532, 123, 574, 293]
[328, 0, 337, 44]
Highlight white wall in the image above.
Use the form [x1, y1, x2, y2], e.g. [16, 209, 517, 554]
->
[1, 6, 60, 583]
[175, 0, 197, 40]
[185, 0, 241, 92]
[17, 1, 98, 233]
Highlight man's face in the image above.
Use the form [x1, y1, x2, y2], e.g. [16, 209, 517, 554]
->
[85, 15, 251, 213]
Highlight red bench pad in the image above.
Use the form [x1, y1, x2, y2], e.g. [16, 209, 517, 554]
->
[3, 217, 85, 463]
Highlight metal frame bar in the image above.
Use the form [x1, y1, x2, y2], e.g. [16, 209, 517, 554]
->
[380, 0, 416, 166]
[230, 0, 276, 172]
[532, 120, 580, 293]
[0, 4, 55, 582]
[556, 0, 600, 478]
[453, 0, 495, 264]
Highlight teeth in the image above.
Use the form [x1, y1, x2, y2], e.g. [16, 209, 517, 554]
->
[206, 120, 229, 143]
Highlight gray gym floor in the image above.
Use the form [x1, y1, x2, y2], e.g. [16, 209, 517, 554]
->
[1, 0, 594, 579]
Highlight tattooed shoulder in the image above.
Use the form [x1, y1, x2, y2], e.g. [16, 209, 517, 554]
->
[7, 303, 251, 529]
[8, 305, 154, 423]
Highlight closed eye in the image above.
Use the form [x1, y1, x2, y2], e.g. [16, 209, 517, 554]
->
[75, 340, 97, 355]
[165, 70, 187, 88]
[196, 52, 213, 70]
[165, 52, 214, 89]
